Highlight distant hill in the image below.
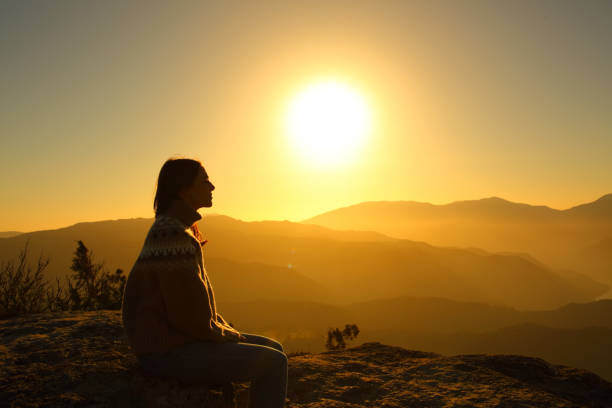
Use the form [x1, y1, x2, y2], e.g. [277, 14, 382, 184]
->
[206, 258, 332, 304]
[361, 324, 612, 382]
[565, 193, 612, 219]
[304, 194, 612, 225]
[0, 215, 606, 310]
[0, 231, 22, 238]
[202, 217, 607, 309]
[524, 298, 612, 328]
[202, 214, 394, 242]
[220, 299, 354, 331]
[302, 194, 612, 285]
[219, 297, 612, 336]
[576, 236, 612, 295]
[0, 218, 154, 282]
[217, 297, 612, 381]
[346, 297, 612, 332]
[0, 216, 391, 282]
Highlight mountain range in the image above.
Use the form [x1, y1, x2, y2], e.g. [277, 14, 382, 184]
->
[2, 195, 612, 381]
[303, 194, 612, 286]
[0, 205, 607, 309]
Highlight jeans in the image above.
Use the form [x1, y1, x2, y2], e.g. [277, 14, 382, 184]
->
[138, 333, 288, 408]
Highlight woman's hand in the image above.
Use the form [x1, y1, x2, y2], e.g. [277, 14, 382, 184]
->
[221, 327, 242, 342]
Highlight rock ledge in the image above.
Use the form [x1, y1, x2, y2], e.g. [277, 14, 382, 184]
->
[2, 310, 612, 407]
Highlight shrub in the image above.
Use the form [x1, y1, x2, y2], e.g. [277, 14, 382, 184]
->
[0, 241, 50, 318]
[0, 240, 126, 317]
[287, 350, 312, 357]
[325, 324, 360, 351]
[46, 277, 71, 312]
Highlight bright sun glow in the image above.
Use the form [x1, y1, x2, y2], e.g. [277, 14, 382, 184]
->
[286, 80, 372, 167]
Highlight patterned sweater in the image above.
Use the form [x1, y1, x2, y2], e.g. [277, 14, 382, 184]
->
[121, 199, 240, 356]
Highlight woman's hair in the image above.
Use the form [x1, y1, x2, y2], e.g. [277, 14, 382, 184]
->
[154, 158, 202, 216]
[154, 157, 206, 244]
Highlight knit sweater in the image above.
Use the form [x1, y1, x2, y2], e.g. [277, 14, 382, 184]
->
[121, 199, 240, 356]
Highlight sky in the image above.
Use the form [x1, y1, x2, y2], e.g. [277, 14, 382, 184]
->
[1, 0, 611, 232]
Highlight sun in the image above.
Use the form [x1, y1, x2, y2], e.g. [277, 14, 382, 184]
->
[286, 80, 372, 167]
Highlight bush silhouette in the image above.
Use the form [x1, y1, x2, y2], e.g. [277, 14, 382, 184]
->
[0, 241, 50, 318]
[0, 240, 126, 317]
[326, 324, 360, 351]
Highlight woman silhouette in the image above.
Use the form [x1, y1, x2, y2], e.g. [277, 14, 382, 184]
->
[122, 157, 287, 408]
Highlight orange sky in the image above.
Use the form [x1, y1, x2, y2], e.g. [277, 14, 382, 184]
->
[1, 1, 611, 232]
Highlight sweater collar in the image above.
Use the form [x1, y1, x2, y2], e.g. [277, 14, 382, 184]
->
[162, 199, 202, 227]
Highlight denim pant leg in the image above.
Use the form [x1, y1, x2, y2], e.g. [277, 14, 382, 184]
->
[239, 333, 284, 353]
[138, 340, 287, 408]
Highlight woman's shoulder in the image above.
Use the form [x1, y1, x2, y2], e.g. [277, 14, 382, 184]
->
[139, 216, 199, 259]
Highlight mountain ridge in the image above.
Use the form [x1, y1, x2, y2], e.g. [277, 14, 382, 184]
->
[0, 214, 606, 310]
[3, 194, 610, 235]
[302, 193, 612, 223]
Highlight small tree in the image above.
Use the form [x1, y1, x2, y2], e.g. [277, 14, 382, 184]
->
[326, 324, 360, 351]
[0, 241, 50, 318]
[66, 241, 126, 311]
[67, 241, 101, 310]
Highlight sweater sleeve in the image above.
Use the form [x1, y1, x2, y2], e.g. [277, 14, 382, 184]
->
[157, 260, 230, 343]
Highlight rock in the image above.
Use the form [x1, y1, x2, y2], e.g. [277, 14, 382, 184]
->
[287, 342, 612, 407]
[0, 310, 249, 407]
[1, 311, 612, 407]
[123, 370, 247, 408]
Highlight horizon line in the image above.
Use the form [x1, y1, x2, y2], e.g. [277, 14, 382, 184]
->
[4, 192, 610, 234]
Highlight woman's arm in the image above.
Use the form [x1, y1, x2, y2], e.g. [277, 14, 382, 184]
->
[158, 263, 236, 342]
[217, 313, 235, 330]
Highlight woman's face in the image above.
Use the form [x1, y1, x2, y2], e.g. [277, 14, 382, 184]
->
[180, 166, 215, 209]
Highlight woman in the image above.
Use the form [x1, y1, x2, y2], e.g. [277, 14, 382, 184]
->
[121, 157, 288, 408]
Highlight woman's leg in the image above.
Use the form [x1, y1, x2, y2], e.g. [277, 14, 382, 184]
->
[138, 341, 287, 408]
[239, 333, 284, 352]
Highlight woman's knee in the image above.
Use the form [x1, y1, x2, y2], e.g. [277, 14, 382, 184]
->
[268, 339, 284, 353]
[243, 333, 284, 352]
[260, 336, 284, 352]
[270, 348, 288, 373]
[258, 347, 287, 371]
